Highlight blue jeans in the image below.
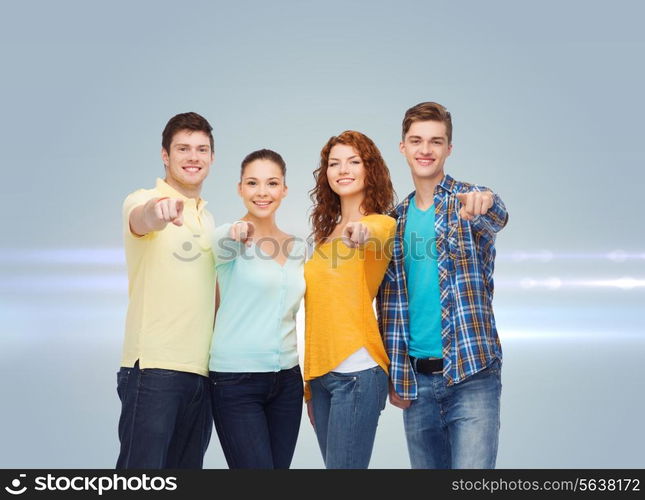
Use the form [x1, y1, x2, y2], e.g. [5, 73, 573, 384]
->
[115, 361, 212, 469]
[310, 365, 388, 469]
[404, 358, 502, 469]
[210, 366, 304, 469]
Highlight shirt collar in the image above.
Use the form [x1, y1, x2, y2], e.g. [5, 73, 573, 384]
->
[394, 173, 457, 218]
[155, 178, 208, 211]
[437, 173, 458, 194]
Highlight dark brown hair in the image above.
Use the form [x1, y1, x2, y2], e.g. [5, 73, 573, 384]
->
[309, 130, 395, 243]
[162, 112, 214, 153]
[402, 102, 452, 143]
[240, 149, 287, 180]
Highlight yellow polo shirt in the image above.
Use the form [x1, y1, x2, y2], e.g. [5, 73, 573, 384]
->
[121, 178, 216, 377]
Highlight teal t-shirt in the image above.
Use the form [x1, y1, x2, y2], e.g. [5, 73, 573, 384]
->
[403, 196, 443, 359]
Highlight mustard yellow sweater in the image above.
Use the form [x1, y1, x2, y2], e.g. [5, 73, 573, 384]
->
[304, 214, 396, 399]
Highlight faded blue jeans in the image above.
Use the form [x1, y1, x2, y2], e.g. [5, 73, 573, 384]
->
[309, 365, 388, 469]
[404, 358, 502, 469]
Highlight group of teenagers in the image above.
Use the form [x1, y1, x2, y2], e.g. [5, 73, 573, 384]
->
[115, 101, 509, 470]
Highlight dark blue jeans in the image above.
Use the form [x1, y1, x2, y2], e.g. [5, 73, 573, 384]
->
[210, 366, 304, 469]
[116, 361, 213, 469]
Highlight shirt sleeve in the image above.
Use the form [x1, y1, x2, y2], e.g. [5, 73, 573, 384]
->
[361, 214, 396, 255]
[122, 189, 157, 240]
[304, 380, 311, 402]
[212, 223, 245, 267]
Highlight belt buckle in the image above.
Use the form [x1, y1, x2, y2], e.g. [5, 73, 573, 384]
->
[430, 357, 443, 374]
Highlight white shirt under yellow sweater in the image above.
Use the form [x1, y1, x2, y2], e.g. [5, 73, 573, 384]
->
[120, 178, 216, 377]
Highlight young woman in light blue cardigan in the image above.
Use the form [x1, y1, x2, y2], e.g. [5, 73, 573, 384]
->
[209, 149, 305, 469]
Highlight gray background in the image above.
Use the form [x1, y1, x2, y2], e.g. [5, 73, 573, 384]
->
[1, 0, 643, 468]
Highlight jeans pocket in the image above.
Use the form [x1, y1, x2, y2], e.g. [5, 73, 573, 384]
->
[116, 368, 130, 401]
[373, 366, 388, 411]
[328, 371, 359, 381]
[142, 368, 179, 377]
[287, 365, 302, 380]
[211, 372, 251, 386]
[485, 358, 502, 376]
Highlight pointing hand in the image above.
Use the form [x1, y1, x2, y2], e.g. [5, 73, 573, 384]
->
[144, 197, 184, 231]
[342, 221, 370, 248]
[456, 191, 494, 221]
[230, 220, 255, 247]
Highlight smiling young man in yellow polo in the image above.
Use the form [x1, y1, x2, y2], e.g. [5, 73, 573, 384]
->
[116, 112, 216, 469]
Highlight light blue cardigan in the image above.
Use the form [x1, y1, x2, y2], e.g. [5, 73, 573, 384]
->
[208, 223, 306, 373]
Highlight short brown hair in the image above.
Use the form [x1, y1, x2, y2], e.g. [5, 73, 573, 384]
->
[402, 102, 452, 143]
[162, 112, 214, 153]
[240, 149, 287, 180]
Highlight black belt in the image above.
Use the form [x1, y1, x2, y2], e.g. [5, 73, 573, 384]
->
[409, 356, 443, 374]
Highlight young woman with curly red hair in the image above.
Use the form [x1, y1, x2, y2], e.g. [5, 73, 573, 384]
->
[304, 130, 396, 469]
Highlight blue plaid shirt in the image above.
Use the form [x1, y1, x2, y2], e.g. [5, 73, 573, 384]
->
[376, 174, 508, 399]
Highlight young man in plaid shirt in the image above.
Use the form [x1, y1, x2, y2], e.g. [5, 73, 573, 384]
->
[377, 102, 508, 469]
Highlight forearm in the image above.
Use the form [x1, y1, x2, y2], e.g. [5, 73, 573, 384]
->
[130, 198, 168, 236]
[128, 204, 156, 237]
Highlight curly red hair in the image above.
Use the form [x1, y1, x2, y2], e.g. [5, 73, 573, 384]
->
[309, 130, 395, 243]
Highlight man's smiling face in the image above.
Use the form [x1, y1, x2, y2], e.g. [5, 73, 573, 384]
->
[400, 120, 452, 182]
[162, 129, 213, 192]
